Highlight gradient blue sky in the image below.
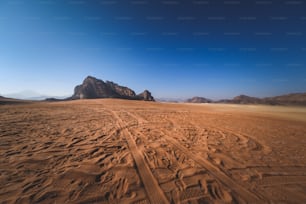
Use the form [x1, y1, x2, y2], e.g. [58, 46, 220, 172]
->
[0, 0, 306, 99]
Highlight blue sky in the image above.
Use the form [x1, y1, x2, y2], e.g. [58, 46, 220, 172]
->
[0, 0, 306, 99]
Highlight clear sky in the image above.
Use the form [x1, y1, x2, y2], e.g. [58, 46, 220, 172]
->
[0, 0, 306, 99]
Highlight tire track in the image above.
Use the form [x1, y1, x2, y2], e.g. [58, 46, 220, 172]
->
[162, 134, 263, 202]
[124, 110, 264, 203]
[110, 110, 169, 204]
[208, 125, 272, 154]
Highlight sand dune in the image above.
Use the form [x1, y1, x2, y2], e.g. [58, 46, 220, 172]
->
[1, 99, 306, 203]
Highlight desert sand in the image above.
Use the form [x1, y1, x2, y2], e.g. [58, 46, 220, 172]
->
[1, 99, 306, 203]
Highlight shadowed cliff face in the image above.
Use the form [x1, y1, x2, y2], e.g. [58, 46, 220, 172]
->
[71, 76, 154, 101]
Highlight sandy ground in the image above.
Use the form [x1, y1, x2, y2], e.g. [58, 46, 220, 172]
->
[1, 99, 306, 204]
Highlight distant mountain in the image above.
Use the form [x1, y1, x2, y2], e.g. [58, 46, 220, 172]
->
[0, 95, 31, 105]
[216, 93, 306, 106]
[231, 95, 262, 104]
[3, 90, 46, 100]
[2, 90, 68, 100]
[186, 96, 212, 103]
[262, 93, 306, 106]
[185, 93, 306, 106]
[156, 97, 186, 103]
[70, 76, 155, 101]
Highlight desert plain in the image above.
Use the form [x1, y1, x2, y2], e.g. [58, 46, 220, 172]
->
[0, 99, 306, 204]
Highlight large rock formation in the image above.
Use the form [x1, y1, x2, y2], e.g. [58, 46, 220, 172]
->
[71, 76, 154, 101]
[186, 97, 212, 103]
[137, 90, 155, 101]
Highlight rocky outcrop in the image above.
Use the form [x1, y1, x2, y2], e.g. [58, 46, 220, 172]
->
[186, 97, 212, 103]
[70, 76, 154, 101]
[71, 76, 135, 99]
[137, 90, 155, 101]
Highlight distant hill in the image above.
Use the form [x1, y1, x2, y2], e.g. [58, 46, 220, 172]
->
[186, 97, 212, 103]
[2, 90, 68, 101]
[3, 90, 47, 100]
[156, 97, 186, 103]
[0, 96, 32, 105]
[216, 93, 306, 106]
[262, 93, 306, 106]
[231, 95, 262, 104]
[70, 76, 155, 101]
[186, 93, 306, 106]
[215, 95, 262, 104]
